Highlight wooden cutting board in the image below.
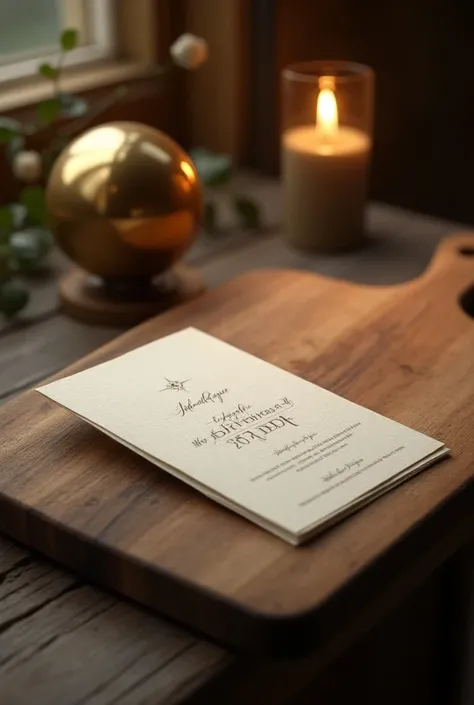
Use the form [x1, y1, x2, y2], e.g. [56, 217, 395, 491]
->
[0, 235, 473, 656]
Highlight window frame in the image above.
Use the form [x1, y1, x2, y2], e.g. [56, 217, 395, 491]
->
[0, 0, 115, 84]
[0, 0, 162, 114]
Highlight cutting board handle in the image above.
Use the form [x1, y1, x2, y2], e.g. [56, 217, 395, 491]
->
[424, 232, 474, 285]
[407, 233, 474, 320]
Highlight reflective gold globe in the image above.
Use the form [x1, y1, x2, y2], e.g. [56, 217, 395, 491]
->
[46, 122, 202, 282]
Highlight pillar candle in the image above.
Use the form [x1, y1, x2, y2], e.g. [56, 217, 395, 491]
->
[282, 85, 371, 252]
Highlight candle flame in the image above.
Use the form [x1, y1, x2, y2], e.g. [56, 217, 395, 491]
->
[316, 78, 338, 134]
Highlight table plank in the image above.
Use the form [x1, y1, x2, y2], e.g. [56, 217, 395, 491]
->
[0, 534, 453, 705]
[0, 318, 125, 402]
[0, 536, 228, 705]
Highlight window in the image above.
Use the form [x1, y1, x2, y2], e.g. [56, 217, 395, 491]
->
[0, 0, 115, 82]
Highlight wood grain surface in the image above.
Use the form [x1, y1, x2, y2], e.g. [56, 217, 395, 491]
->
[0, 233, 473, 656]
[0, 186, 470, 705]
[0, 536, 227, 705]
[58, 265, 205, 326]
[0, 235, 474, 653]
[1, 530, 455, 705]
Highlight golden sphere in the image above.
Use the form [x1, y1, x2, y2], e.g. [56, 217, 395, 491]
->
[46, 121, 202, 281]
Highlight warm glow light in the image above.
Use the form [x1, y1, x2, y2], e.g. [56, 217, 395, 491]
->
[316, 79, 338, 135]
[180, 160, 196, 183]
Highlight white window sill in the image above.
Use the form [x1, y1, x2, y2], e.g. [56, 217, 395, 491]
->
[0, 59, 156, 113]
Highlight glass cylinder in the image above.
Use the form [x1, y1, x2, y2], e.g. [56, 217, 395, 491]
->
[281, 61, 374, 252]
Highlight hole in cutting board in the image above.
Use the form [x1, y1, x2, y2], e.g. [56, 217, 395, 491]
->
[459, 246, 474, 256]
[460, 284, 474, 318]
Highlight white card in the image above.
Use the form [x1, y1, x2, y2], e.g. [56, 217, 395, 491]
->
[37, 328, 448, 544]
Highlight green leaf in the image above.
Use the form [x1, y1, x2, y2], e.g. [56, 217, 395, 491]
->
[0, 280, 29, 317]
[0, 204, 27, 244]
[0, 207, 14, 234]
[234, 196, 261, 230]
[0, 126, 19, 143]
[36, 97, 62, 124]
[9, 203, 28, 230]
[9, 227, 53, 272]
[0, 116, 22, 144]
[61, 28, 78, 51]
[39, 62, 60, 79]
[5, 133, 25, 162]
[203, 202, 219, 234]
[189, 148, 232, 187]
[58, 92, 88, 117]
[19, 186, 47, 225]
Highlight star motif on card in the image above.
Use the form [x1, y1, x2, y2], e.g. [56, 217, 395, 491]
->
[160, 378, 190, 393]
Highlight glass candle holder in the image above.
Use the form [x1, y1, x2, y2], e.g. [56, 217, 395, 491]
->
[281, 61, 374, 252]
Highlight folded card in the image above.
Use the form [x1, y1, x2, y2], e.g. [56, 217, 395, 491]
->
[37, 328, 449, 544]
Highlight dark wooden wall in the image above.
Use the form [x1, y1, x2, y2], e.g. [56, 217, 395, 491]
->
[247, 0, 474, 223]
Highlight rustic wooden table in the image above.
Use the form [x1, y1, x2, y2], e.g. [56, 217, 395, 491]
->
[1, 177, 472, 705]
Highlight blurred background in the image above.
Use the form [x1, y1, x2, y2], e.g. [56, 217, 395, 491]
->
[1, 0, 473, 222]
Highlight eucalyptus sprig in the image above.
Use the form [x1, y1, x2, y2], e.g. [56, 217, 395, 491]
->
[189, 148, 262, 236]
[0, 29, 82, 317]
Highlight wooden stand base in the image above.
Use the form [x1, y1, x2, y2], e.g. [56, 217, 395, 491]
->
[58, 265, 205, 326]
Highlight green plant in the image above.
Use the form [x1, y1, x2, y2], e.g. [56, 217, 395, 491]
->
[0, 29, 83, 317]
[189, 148, 262, 235]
